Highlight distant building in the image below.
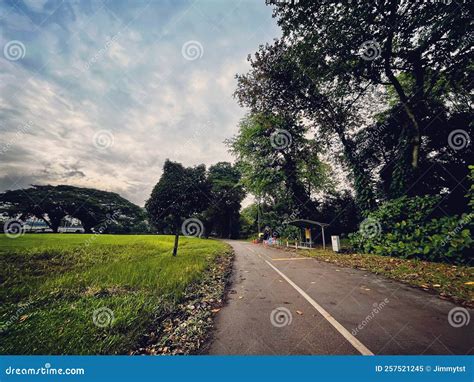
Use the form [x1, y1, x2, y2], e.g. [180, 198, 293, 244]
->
[23, 216, 85, 233]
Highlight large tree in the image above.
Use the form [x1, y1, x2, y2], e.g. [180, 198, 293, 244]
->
[227, 112, 332, 220]
[235, 41, 379, 211]
[354, 101, 472, 212]
[56, 185, 145, 233]
[145, 160, 210, 256]
[272, 0, 472, 171]
[0, 186, 65, 232]
[204, 162, 245, 239]
[0, 185, 145, 233]
[235, 0, 472, 211]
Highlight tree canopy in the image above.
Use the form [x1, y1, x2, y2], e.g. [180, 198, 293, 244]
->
[0, 185, 145, 233]
[230, 0, 472, 253]
[234, 0, 472, 215]
[146, 160, 211, 255]
[204, 162, 246, 239]
[227, 112, 332, 219]
[146, 160, 246, 253]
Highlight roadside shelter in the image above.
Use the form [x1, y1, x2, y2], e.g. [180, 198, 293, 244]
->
[288, 219, 329, 249]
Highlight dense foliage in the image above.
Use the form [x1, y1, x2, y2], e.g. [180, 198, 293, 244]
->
[202, 162, 245, 239]
[146, 160, 210, 255]
[146, 160, 245, 254]
[230, 1, 472, 262]
[228, 112, 332, 221]
[349, 196, 472, 263]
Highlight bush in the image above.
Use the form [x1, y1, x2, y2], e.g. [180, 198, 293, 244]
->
[348, 195, 472, 264]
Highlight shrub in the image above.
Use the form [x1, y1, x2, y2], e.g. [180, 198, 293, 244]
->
[349, 195, 472, 264]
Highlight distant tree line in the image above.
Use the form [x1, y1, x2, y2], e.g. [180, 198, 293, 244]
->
[0, 185, 147, 234]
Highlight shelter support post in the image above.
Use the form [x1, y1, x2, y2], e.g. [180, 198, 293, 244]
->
[322, 226, 326, 250]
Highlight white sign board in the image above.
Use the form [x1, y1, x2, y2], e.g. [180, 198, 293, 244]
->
[331, 235, 341, 252]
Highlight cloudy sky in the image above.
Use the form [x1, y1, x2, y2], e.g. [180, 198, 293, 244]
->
[0, 0, 280, 206]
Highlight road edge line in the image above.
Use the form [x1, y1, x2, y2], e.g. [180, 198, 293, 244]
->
[264, 259, 374, 356]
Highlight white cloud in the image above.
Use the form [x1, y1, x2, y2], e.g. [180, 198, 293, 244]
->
[0, 0, 280, 205]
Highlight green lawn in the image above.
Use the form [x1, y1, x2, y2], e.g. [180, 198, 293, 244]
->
[0, 233, 228, 355]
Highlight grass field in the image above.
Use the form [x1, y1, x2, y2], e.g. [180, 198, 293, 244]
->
[0, 233, 229, 355]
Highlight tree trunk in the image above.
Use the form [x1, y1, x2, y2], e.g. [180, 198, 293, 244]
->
[383, 16, 423, 172]
[283, 153, 314, 218]
[400, 103, 421, 170]
[37, 214, 59, 233]
[335, 129, 377, 212]
[173, 230, 179, 256]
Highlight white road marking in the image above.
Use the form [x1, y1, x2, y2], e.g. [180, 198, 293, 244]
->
[272, 257, 313, 261]
[264, 259, 374, 356]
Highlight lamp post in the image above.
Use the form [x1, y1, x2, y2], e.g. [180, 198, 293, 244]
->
[256, 195, 261, 236]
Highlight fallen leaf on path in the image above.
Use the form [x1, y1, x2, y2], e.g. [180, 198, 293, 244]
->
[211, 309, 220, 313]
[296, 310, 303, 315]
[238, 296, 243, 299]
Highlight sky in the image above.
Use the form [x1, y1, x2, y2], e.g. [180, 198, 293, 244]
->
[0, 0, 281, 206]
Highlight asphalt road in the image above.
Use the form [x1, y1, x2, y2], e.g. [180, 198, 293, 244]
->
[205, 241, 473, 355]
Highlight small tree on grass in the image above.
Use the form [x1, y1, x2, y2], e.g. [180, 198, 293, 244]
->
[145, 160, 210, 256]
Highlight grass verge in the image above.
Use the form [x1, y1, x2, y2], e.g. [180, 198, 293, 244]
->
[0, 233, 231, 354]
[280, 246, 473, 307]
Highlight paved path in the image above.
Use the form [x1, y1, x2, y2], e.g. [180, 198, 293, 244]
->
[205, 241, 473, 355]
